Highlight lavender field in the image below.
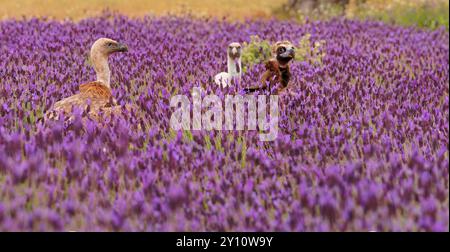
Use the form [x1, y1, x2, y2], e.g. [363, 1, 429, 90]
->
[0, 14, 448, 231]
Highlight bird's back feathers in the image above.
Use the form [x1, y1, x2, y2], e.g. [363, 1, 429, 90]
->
[45, 81, 116, 121]
[79, 81, 112, 99]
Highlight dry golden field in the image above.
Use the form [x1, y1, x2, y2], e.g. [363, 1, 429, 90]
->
[0, 0, 287, 20]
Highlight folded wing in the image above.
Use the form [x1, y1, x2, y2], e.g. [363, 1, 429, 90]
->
[45, 81, 115, 121]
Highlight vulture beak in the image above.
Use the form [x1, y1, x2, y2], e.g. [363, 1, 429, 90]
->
[231, 47, 238, 56]
[288, 48, 295, 58]
[280, 47, 295, 59]
[229, 47, 240, 59]
[115, 43, 128, 53]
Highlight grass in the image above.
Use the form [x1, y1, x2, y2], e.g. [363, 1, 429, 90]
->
[1, 0, 447, 30]
[273, 0, 449, 30]
[350, 0, 450, 30]
[0, 0, 287, 21]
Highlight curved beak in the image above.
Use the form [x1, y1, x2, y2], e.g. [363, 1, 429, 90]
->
[281, 47, 295, 59]
[288, 48, 295, 58]
[115, 43, 128, 52]
[229, 48, 240, 59]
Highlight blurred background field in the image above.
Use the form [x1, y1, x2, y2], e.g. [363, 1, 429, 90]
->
[275, 0, 449, 30]
[0, 0, 448, 29]
[0, 0, 285, 20]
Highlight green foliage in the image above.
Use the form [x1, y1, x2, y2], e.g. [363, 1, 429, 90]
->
[295, 33, 327, 65]
[272, 0, 449, 30]
[241, 35, 272, 72]
[241, 34, 327, 72]
[363, 2, 449, 30]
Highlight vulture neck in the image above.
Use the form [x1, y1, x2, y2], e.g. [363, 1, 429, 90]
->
[91, 51, 111, 88]
[227, 56, 241, 79]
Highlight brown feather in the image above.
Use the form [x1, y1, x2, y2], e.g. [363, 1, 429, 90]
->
[45, 82, 116, 121]
[243, 59, 291, 94]
[79, 81, 112, 99]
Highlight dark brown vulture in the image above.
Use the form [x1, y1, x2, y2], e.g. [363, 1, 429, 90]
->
[244, 41, 295, 95]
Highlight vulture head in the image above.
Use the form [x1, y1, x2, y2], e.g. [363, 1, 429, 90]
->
[272, 41, 295, 66]
[227, 42, 242, 60]
[91, 38, 128, 57]
[89, 38, 128, 87]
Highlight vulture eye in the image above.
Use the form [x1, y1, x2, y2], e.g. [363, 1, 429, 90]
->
[278, 47, 286, 53]
[107, 42, 113, 47]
